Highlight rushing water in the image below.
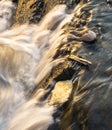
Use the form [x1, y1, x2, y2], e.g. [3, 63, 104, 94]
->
[0, 0, 112, 130]
[0, 1, 75, 129]
[0, 1, 66, 130]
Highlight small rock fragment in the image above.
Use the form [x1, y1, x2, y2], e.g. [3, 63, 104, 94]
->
[81, 30, 96, 42]
[49, 80, 73, 105]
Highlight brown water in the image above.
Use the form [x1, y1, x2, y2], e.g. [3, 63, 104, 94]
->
[0, 0, 112, 130]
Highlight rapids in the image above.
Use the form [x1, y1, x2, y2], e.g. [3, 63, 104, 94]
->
[0, 1, 78, 129]
[0, 0, 112, 130]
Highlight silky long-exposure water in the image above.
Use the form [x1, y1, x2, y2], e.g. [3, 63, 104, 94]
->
[0, 1, 68, 129]
[0, 0, 112, 130]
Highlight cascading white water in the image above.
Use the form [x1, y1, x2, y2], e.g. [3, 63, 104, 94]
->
[0, 0, 89, 129]
[0, 1, 70, 130]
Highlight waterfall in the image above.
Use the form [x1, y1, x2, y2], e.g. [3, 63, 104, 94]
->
[0, 0, 96, 130]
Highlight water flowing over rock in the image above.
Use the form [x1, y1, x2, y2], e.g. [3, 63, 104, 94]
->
[0, 0, 112, 130]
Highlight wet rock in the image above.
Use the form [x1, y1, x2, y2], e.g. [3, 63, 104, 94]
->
[49, 80, 73, 105]
[81, 30, 96, 42]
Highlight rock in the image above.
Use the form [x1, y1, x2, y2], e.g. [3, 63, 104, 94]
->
[81, 30, 96, 42]
[49, 80, 73, 105]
